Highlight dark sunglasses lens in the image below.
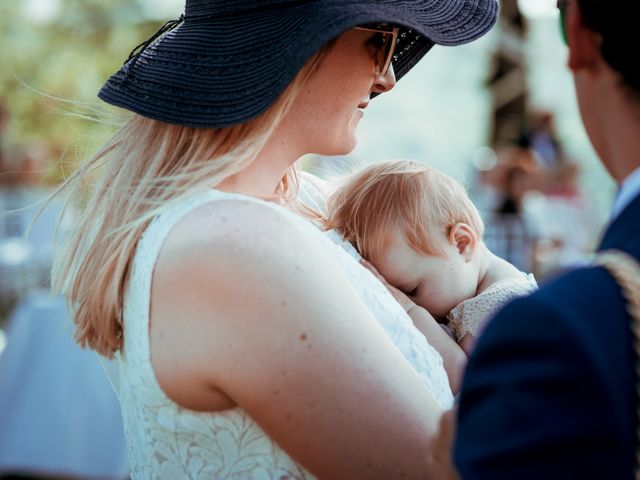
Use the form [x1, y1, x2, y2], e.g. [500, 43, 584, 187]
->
[381, 33, 396, 74]
[380, 34, 391, 71]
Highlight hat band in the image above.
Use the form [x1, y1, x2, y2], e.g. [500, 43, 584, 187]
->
[124, 14, 185, 67]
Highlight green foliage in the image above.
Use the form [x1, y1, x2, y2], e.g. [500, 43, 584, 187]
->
[0, 0, 173, 183]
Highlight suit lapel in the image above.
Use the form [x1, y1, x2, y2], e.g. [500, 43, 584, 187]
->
[599, 192, 640, 257]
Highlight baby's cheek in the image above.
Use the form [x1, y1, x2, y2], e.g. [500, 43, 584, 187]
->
[434, 286, 466, 316]
[419, 291, 449, 317]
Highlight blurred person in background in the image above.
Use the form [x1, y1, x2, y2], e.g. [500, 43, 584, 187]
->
[523, 110, 563, 170]
[451, 0, 640, 477]
[526, 160, 594, 277]
[481, 145, 541, 273]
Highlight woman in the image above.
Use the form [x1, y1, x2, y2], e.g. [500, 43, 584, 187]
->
[52, 1, 497, 478]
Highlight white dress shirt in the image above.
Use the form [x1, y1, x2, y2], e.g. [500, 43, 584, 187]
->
[611, 165, 640, 221]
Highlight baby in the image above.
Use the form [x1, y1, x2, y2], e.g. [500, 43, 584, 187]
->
[324, 160, 537, 359]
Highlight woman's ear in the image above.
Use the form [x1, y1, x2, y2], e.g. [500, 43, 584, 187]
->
[567, 0, 603, 74]
[448, 223, 477, 262]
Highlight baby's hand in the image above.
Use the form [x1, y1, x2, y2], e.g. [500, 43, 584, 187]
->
[360, 259, 415, 312]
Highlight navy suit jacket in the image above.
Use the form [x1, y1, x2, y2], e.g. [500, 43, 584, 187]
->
[454, 193, 640, 479]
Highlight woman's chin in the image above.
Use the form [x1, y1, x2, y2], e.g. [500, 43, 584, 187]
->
[330, 135, 358, 156]
[311, 142, 356, 157]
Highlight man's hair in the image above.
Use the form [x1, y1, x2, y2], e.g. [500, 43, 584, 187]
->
[578, 0, 640, 98]
[325, 160, 484, 262]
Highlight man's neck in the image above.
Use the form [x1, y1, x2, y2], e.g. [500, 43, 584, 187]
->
[599, 87, 640, 183]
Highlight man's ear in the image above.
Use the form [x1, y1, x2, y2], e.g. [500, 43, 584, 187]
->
[567, 0, 603, 73]
[448, 223, 477, 262]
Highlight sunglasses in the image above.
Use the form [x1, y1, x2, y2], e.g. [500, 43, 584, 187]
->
[557, 0, 569, 45]
[354, 23, 400, 76]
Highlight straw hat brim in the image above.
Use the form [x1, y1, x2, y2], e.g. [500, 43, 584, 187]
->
[99, 0, 498, 128]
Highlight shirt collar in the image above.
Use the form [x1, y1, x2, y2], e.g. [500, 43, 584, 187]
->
[611, 165, 640, 220]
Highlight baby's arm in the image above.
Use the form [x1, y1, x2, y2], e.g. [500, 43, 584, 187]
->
[449, 273, 539, 356]
[361, 260, 467, 395]
[459, 334, 476, 356]
[449, 318, 485, 357]
[407, 305, 467, 395]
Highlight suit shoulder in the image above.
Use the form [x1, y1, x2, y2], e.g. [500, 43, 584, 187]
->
[487, 264, 625, 336]
[478, 263, 634, 404]
[534, 265, 622, 311]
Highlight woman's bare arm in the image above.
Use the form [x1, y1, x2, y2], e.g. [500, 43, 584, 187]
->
[150, 199, 443, 479]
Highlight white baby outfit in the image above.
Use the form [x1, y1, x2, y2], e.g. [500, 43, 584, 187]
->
[447, 273, 538, 342]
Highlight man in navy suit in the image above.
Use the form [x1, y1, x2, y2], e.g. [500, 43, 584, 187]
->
[452, 0, 640, 478]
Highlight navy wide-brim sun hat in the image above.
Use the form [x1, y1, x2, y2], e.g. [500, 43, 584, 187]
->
[99, 0, 499, 129]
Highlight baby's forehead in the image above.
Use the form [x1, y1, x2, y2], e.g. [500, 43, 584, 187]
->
[385, 223, 448, 257]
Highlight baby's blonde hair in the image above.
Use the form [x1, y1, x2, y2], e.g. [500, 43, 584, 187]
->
[325, 160, 484, 261]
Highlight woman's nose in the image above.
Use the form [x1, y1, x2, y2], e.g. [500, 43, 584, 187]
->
[372, 64, 397, 94]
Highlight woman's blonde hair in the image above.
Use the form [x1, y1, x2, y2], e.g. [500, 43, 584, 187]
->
[325, 160, 484, 261]
[50, 43, 334, 358]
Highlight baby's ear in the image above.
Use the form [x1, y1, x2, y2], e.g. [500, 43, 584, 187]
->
[449, 223, 477, 262]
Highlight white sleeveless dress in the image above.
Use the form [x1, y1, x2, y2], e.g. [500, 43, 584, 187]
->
[104, 186, 453, 479]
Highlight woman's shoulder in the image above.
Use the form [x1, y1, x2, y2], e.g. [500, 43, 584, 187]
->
[152, 193, 343, 314]
[148, 193, 350, 405]
[162, 194, 322, 265]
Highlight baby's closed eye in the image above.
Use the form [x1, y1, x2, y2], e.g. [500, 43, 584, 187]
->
[403, 286, 419, 297]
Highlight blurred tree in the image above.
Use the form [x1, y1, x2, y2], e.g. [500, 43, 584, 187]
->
[0, 0, 173, 183]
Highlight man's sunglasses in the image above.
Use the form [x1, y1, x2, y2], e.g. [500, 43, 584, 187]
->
[557, 0, 569, 45]
[354, 23, 400, 76]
